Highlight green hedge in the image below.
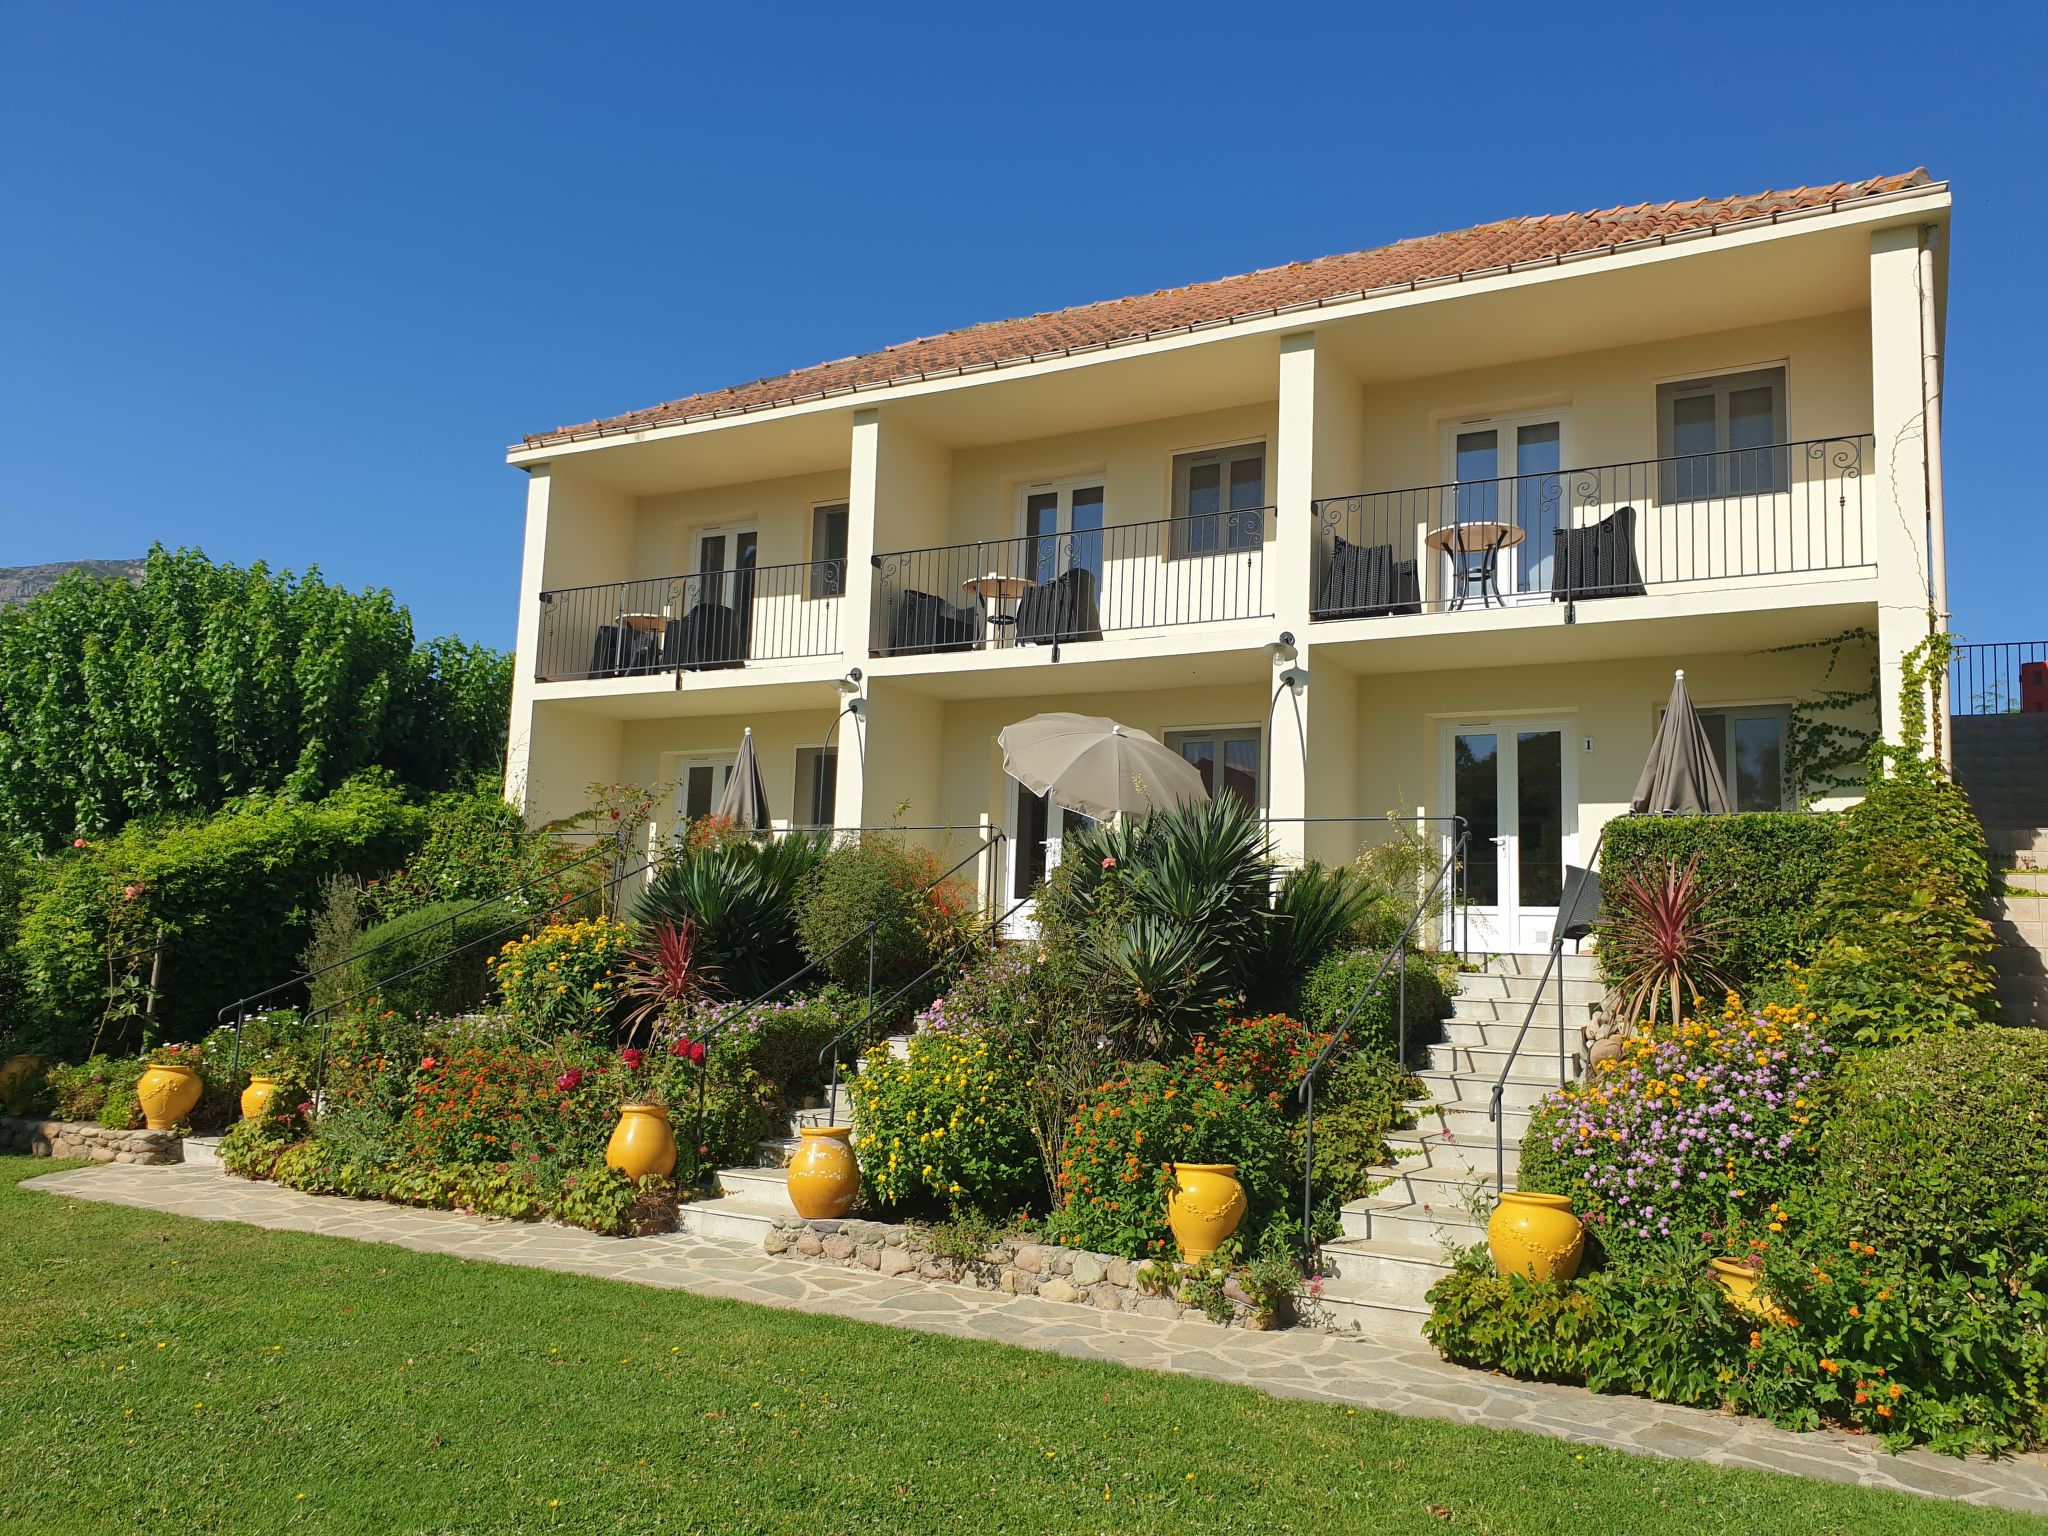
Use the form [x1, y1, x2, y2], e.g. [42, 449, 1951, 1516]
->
[1299, 948, 1453, 1065]
[348, 899, 526, 1021]
[11, 777, 426, 1052]
[1599, 812, 1842, 991]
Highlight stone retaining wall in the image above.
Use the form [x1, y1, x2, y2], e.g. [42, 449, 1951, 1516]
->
[0, 1115, 182, 1165]
[763, 1215, 1285, 1329]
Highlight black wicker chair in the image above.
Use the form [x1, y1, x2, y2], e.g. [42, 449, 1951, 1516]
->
[1552, 506, 1646, 602]
[1314, 537, 1422, 618]
[1015, 566, 1103, 645]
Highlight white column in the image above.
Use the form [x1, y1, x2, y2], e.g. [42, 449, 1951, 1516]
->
[1869, 226, 1938, 755]
[503, 466, 552, 814]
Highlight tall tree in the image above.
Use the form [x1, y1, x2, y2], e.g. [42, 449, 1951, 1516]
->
[0, 547, 510, 847]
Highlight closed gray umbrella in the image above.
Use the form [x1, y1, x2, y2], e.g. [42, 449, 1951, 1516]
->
[1631, 670, 1732, 815]
[717, 727, 771, 829]
[998, 712, 1209, 821]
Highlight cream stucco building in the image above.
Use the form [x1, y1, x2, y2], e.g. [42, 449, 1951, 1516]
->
[504, 171, 1950, 955]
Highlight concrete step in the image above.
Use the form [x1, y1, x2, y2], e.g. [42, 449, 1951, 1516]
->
[1339, 1191, 1489, 1245]
[1455, 973, 1606, 1006]
[2004, 870, 2048, 895]
[716, 1165, 794, 1206]
[677, 1196, 785, 1245]
[1314, 1236, 1454, 1311]
[1417, 1070, 1569, 1113]
[1369, 1156, 1515, 1208]
[1473, 952, 1601, 981]
[1388, 1125, 1524, 1180]
[1443, 1018, 1581, 1051]
[1447, 994, 1600, 1026]
[1420, 1097, 1540, 1141]
[1306, 1291, 1430, 1340]
[181, 1135, 222, 1169]
[1429, 1040, 1583, 1080]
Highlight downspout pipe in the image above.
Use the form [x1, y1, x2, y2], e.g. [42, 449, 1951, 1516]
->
[1918, 223, 1951, 765]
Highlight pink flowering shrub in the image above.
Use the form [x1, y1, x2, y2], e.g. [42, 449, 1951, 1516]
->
[1522, 1000, 1833, 1258]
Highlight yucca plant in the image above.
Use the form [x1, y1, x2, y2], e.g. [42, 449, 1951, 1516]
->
[635, 830, 830, 999]
[1598, 852, 1734, 1026]
[1246, 861, 1382, 1014]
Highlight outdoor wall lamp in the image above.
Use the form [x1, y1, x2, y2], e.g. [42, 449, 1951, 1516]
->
[835, 667, 865, 715]
[1262, 632, 1297, 666]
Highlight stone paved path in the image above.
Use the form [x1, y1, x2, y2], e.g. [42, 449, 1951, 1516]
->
[22, 1161, 2048, 1517]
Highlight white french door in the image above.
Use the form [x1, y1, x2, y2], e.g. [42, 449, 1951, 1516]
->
[691, 526, 759, 648]
[1020, 481, 1105, 589]
[1003, 781, 1095, 938]
[1442, 719, 1575, 952]
[1441, 414, 1568, 598]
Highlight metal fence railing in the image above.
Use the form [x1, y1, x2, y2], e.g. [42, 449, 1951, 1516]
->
[535, 559, 842, 681]
[1949, 641, 2048, 716]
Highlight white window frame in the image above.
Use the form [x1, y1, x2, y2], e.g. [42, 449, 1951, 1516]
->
[686, 523, 760, 611]
[670, 754, 735, 829]
[1169, 441, 1267, 559]
[1654, 365, 1790, 502]
[1164, 724, 1264, 811]
[1661, 702, 1794, 811]
[807, 501, 848, 601]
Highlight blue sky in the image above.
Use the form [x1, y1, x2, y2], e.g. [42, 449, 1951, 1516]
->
[3, 2, 2041, 650]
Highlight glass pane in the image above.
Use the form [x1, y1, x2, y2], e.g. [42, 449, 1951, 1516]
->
[1014, 787, 1049, 899]
[698, 535, 727, 573]
[1454, 430, 1500, 525]
[1453, 733, 1499, 907]
[1176, 737, 1217, 795]
[1228, 456, 1264, 549]
[685, 765, 715, 821]
[1671, 394, 1719, 499]
[1221, 735, 1259, 811]
[1026, 492, 1060, 585]
[1726, 385, 1779, 494]
[1184, 463, 1221, 554]
[1733, 715, 1783, 811]
[1697, 712, 1729, 779]
[734, 530, 759, 569]
[1070, 486, 1105, 583]
[1516, 422, 1562, 594]
[810, 506, 848, 597]
[1516, 731, 1563, 908]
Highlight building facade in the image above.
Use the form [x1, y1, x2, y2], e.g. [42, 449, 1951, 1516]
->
[504, 171, 1950, 953]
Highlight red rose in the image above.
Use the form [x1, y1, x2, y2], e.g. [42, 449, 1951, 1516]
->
[689, 1041, 706, 1066]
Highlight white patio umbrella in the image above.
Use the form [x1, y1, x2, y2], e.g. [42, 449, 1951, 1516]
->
[997, 712, 1209, 821]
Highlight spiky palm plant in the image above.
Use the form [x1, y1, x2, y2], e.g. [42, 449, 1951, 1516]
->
[635, 830, 830, 999]
[1598, 852, 1734, 1026]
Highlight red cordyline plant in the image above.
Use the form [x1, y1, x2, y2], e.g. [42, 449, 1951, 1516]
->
[1599, 851, 1733, 1026]
[619, 918, 716, 1048]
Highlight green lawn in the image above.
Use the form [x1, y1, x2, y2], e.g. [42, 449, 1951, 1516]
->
[1, 1158, 2033, 1535]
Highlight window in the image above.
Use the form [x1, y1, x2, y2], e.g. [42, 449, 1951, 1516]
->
[1665, 706, 1790, 811]
[1171, 444, 1265, 557]
[793, 745, 837, 828]
[809, 503, 848, 599]
[1166, 728, 1261, 811]
[1656, 367, 1788, 500]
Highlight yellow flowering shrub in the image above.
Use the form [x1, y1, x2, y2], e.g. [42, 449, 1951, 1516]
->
[489, 916, 634, 1031]
[848, 1028, 1039, 1216]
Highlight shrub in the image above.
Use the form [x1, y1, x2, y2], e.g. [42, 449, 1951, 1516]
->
[686, 990, 851, 1097]
[1349, 824, 1440, 949]
[797, 836, 976, 997]
[486, 915, 631, 1032]
[637, 831, 829, 999]
[850, 1028, 1040, 1216]
[358, 780, 590, 923]
[1798, 776, 1997, 1046]
[1045, 1037, 1295, 1260]
[1521, 1000, 1833, 1259]
[45, 1056, 145, 1125]
[1299, 1044, 1421, 1214]
[13, 776, 426, 1049]
[346, 898, 527, 1022]
[1298, 948, 1452, 1064]
[920, 944, 1053, 1035]
[1600, 812, 1841, 990]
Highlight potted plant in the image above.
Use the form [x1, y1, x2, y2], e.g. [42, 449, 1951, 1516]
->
[136, 1043, 204, 1131]
[604, 1048, 677, 1181]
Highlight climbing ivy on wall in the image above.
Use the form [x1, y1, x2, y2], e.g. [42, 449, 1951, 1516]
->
[1765, 627, 1880, 805]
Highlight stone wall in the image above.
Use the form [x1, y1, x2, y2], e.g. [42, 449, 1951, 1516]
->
[0, 1115, 182, 1165]
[763, 1215, 1286, 1329]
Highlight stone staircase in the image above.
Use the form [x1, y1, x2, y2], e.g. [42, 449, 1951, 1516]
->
[1952, 713, 2048, 1027]
[1311, 952, 1599, 1337]
[678, 1080, 862, 1243]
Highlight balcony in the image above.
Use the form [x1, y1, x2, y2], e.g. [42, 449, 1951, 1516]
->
[1309, 436, 1874, 622]
[870, 508, 1274, 657]
[534, 559, 842, 683]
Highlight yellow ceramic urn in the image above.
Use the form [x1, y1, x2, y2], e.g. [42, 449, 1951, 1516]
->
[606, 1103, 678, 1181]
[1165, 1163, 1247, 1262]
[1710, 1257, 1795, 1326]
[136, 1064, 203, 1131]
[1487, 1190, 1584, 1282]
[786, 1127, 859, 1219]
[239, 1075, 278, 1121]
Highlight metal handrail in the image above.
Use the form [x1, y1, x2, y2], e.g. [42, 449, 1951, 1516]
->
[1948, 640, 2048, 716]
[534, 557, 843, 681]
[219, 840, 616, 1078]
[1295, 830, 1467, 1267]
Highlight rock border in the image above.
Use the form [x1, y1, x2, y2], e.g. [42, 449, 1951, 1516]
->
[0, 1114, 183, 1165]
[763, 1215, 1286, 1329]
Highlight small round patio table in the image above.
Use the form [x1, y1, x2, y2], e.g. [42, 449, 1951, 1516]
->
[961, 573, 1036, 647]
[1425, 522, 1525, 610]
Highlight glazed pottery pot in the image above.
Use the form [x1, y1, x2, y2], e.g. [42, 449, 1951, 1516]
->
[0, 1053, 46, 1114]
[1487, 1190, 1584, 1282]
[786, 1126, 859, 1219]
[1710, 1257, 1795, 1325]
[136, 1064, 203, 1131]
[606, 1103, 678, 1180]
[1165, 1163, 1247, 1262]
[239, 1074, 278, 1121]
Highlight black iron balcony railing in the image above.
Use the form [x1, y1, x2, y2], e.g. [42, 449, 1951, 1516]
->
[1950, 641, 2048, 716]
[535, 559, 842, 682]
[1309, 435, 1874, 621]
[870, 507, 1273, 656]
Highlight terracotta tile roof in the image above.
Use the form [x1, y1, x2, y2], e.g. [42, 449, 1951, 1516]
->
[522, 171, 1932, 449]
